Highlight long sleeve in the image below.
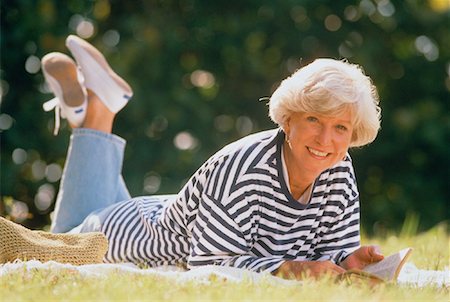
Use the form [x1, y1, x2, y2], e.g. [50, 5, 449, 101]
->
[309, 164, 361, 264]
[188, 192, 285, 273]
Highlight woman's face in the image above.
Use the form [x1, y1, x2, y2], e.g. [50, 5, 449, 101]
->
[284, 110, 354, 180]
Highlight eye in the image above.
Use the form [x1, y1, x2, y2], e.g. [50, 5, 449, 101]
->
[336, 124, 348, 131]
[306, 116, 318, 122]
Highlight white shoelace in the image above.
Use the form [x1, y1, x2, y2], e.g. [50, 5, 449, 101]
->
[43, 98, 62, 135]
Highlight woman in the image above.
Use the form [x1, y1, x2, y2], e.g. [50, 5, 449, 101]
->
[42, 35, 383, 279]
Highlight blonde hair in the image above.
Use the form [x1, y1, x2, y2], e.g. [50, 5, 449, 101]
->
[269, 58, 381, 147]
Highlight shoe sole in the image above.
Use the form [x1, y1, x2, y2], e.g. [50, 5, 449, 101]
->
[42, 53, 85, 107]
[66, 35, 132, 95]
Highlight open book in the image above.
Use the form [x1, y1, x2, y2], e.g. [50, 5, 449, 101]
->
[340, 247, 413, 283]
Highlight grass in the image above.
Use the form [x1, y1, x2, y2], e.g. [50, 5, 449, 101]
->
[1, 223, 448, 302]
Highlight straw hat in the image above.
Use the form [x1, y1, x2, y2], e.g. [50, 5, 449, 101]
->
[0, 217, 108, 265]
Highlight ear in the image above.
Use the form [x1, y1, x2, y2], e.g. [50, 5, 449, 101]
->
[282, 116, 291, 138]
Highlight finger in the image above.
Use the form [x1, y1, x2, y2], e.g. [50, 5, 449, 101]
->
[356, 246, 372, 261]
[368, 245, 384, 262]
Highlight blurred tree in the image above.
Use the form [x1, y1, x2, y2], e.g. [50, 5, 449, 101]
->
[1, 0, 448, 233]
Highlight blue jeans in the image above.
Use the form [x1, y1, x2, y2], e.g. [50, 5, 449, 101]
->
[51, 128, 131, 233]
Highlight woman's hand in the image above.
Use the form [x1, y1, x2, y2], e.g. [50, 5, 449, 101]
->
[274, 260, 346, 280]
[340, 245, 384, 270]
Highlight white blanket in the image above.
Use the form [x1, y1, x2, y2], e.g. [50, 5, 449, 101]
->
[0, 260, 295, 285]
[0, 260, 448, 287]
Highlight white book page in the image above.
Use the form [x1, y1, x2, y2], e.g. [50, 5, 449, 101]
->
[362, 248, 412, 281]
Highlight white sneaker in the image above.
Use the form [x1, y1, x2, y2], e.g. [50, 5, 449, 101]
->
[41, 52, 88, 135]
[65, 35, 133, 113]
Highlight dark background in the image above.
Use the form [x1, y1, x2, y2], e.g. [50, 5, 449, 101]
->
[1, 0, 449, 234]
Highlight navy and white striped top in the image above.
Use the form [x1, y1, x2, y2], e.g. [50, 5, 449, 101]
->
[100, 129, 361, 273]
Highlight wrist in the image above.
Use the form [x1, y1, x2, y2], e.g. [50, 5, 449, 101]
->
[334, 250, 350, 266]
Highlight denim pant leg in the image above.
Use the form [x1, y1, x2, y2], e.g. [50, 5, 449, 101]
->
[51, 128, 131, 233]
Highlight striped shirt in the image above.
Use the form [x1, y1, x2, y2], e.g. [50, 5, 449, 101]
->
[100, 129, 361, 273]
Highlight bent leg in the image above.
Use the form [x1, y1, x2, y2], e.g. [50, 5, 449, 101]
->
[44, 36, 134, 233]
[51, 128, 130, 233]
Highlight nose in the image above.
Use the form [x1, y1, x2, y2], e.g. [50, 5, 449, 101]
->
[316, 125, 332, 146]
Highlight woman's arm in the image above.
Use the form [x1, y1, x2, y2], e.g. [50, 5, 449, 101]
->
[274, 260, 346, 279]
[188, 193, 286, 273]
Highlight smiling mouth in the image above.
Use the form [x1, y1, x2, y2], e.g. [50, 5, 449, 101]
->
[307, 147, 329, 158]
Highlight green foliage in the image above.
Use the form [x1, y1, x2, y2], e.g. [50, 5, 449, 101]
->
[1, 0, 449, 231]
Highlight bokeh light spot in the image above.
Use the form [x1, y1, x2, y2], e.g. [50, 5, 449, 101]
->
[377, 0, 396, 17]
[32, 159, 47, 181]
[12, 148, 27, 164]
[25, 55, 41, 74]
[0, 113, 13, 130]
[236, 116, 253, 136]
[360, 0, 376, 16]
[93, 0, 111, 20]
[10, 201, 29, 222]
[428, 0, 450, 12]
[324, 14, 342, 31]
[290, 6, 307, 23]
[174, 131, 198, 150]
[415, 35, 439, 61]
[69, 15, 95, 39]
[0, 79, 10, 105]
[338, 43, 353, 58]
[143, 172, 161, 194]
[344, 5, 361, 22]
[103, 30, 120, 47]
[34, 184, 55, 212]
[190, 70, 215, 88]
[45, 163, 63, 183]
[24, 41, 37, 54]
[77, 20, 95, 39]
[69, 14, 84, 31]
